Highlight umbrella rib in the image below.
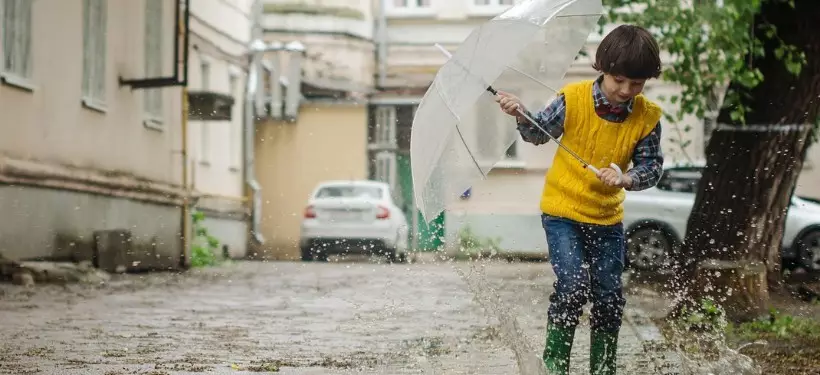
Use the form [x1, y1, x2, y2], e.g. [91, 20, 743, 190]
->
[503, 64, 559, 93]
[434, 78, 488, 180]
[456, 124, 487, 179]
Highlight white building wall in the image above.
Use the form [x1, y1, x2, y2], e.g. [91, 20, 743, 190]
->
[187, 0, 254, 258]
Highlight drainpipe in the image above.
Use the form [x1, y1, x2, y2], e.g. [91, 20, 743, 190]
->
[245, 0, 265, 245]
[181, 86, 192, 267]
[179, 1, 192, 269]
[376, 0, 388, 88]
[245, 42, 265, 245]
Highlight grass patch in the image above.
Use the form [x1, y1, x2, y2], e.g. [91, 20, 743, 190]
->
[727, 309, 820, 341]
[724, 309, 820, 374]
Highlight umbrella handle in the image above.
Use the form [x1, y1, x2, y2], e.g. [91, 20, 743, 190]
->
[587, 163, 624, 185]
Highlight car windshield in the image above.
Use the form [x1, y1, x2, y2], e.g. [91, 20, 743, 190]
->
[656, 167, 702, 193]
[315, 185, 383, 199]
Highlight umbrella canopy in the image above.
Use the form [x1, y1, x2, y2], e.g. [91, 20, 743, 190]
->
[410, 0, 604, 222]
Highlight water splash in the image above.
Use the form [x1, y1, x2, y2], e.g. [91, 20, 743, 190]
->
[658, 299, 765, 375]
[676, 339, 765, 375]
[453, 261, 547, 375]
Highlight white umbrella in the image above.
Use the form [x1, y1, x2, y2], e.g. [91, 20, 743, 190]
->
[410, 0, 608, 222]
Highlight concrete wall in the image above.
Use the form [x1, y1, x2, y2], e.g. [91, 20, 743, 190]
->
[0, 0, 186, 266]
[0, 185, 182, 267]
[254, 102, 369, 259]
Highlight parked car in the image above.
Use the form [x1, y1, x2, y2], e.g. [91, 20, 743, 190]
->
[623, 163, 820, 273]
[299, 180, 409, 262]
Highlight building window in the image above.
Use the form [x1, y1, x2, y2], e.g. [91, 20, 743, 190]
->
[82, 0, 107, 109]
[200, 58, 210, 91]
[1, 0, 34, 81]
[144, 0, 164, 124]
[228, 72, 238, 96]
[199, 122, 210, 164]
[374, 151, 396, 188]
[393, 0, 431, 8]
[374, 106, 397, 147]
[474, 0, 514, 5]
[228, 69, 241, 170]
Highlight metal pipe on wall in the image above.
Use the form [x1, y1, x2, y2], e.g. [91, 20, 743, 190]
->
[179, 0, 192, 268]
[244, 0, 265, 246]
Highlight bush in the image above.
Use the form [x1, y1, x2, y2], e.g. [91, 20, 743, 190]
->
[190, 210, 223, 268]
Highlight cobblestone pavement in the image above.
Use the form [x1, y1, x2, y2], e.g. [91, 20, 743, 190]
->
[0, 258, 678, 375]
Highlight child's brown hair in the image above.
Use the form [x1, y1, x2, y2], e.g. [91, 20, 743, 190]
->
[592, 25, 662, 80]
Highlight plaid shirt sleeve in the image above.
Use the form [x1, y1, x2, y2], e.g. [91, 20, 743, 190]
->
[625, 122, 664, 191]
[515, 95, 566, 145]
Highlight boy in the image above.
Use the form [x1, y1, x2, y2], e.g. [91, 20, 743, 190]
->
[495, 25, 664, 375]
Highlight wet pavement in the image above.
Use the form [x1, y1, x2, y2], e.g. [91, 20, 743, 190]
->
[0, 258, 678, 374]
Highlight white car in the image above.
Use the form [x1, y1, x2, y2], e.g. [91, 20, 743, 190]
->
[299, 180, 409, 262]
[623, 163, 820, 273]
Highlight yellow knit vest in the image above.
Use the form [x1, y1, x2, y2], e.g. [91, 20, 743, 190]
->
[540, 80, 662, 225]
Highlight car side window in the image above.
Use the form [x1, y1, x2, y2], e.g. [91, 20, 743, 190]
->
[656, 168, 703, 193]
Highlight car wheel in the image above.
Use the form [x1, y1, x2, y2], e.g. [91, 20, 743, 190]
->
[797, 230, 820, 272]
[626, 227, 673, 271]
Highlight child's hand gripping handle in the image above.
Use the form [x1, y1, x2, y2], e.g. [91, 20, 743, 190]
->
[586, 163, 624, 185]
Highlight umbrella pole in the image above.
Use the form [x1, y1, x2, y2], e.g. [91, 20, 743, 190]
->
[433, 44, 624, 182]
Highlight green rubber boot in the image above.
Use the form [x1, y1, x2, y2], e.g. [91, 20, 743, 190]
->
[590, 329, 618, 375]
[542, 324, 575, 375]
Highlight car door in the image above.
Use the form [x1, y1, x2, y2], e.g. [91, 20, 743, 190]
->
[624, 166, 701, 241]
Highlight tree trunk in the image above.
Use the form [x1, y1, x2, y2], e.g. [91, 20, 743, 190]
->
[671, 0, 820, 322]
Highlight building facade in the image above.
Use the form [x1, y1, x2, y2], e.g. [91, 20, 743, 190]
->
[0, 0, 186, 268]
[0, 0, 263, 268]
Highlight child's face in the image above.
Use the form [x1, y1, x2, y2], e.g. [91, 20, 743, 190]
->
[601, 74, 646, 104]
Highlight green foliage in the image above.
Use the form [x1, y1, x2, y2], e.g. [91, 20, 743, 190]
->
[602, 0, 807, 125]
[190, 210, 224, 268]
[665, 298, 729, 357]
[454, 225, 502, 259]
[728, 309, 820, 340]
[677, 298, 728, 336]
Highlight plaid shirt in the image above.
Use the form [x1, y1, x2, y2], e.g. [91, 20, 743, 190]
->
[517, 76, 664, 191]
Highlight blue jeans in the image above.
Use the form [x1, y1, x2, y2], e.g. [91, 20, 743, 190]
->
[542, 214, 626, 332]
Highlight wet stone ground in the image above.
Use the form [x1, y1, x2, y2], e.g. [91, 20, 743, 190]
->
[0, 259, 675, 374]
